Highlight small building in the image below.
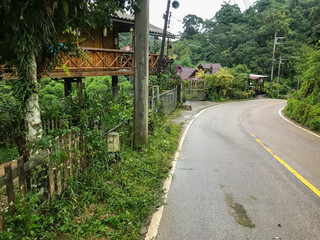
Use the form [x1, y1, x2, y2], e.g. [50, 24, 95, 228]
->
[248, 74, 269, 93]
[177, 67, 195, 81]
[188, 63, 222, 80]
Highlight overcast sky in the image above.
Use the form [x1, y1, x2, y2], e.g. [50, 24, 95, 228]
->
[149, 0, 256, 35]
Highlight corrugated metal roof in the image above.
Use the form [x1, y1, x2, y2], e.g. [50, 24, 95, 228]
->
[178, 67, 195, 80]
[249, 74, 269, 79]
[114, 11, 134, 21]
[113, 11, 175, 39]
[199, 63, 222, 73]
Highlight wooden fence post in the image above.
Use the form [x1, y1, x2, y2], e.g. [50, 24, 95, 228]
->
[0, 196, 4, 230]
[4, 165, 15, 216]
[68, 131, 73, 176]
[55, 137, 62, 195]
[17, 158, 26, 207]
[62, 134, 68, 190]
[83, 135, 87, 168]
[74, 134, 78, 176]
[48, 157, 55, 201]
[48, 150, 55, 201]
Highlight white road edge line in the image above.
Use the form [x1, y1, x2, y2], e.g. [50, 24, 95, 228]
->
[279, 107, 320, 138]
[145, 105, 217, 240]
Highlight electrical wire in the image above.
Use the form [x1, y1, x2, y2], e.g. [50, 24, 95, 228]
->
[171, 15, 183, 24]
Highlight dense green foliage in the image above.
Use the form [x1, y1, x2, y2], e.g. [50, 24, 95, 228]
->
[150, 72, 181, 93]
[0, 81, 24, 163]
[172, 0, 320, 82]
[0, 77, 133, 163]
[0, 118, 181, 239]
[192, 65, 255, 101]
[285, 45, 320, 132]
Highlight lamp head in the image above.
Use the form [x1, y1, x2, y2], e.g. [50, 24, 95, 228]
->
[172, 1, 180, 9]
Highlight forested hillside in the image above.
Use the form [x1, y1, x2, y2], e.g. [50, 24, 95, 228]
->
[173, 0, 319, 78]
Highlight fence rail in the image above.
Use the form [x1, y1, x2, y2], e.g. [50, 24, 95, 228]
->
[151, 87, 178, 116]
[159, 88, 178, 115]
[0, 131, 87, 230]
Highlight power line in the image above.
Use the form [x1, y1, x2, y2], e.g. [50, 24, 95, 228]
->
[171, 15, 183, 24]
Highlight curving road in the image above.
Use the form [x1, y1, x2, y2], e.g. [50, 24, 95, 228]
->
[156, 99, 320, 240]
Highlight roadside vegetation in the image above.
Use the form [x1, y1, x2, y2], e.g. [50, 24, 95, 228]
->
[1, 117, 181, 239]
[0, 76, 133, 164]
[0, 70, 182, 239]
[189, 64, 256, 101]
[284, 45, 320, 132]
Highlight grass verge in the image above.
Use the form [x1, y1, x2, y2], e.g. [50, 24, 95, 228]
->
[1, 121, 181, 240]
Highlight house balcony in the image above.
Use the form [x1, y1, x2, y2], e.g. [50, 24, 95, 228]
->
[0, 48, 168, 80]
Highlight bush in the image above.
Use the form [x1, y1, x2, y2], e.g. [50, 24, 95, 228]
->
[285, 46, 320, 132]
[0, 119, 181, 239]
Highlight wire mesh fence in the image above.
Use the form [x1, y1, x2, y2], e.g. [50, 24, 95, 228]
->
[151, 86, 178, 116]
[189, 80, 206, 100]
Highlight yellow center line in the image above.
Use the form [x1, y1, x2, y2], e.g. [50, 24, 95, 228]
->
[252, 134, 320, 198]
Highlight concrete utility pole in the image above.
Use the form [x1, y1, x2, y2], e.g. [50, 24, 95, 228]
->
[134, 0, 149, 146]
[277, 55, 287, 97]
[158, 0, 171, 73]
[270, 32, 284, 88]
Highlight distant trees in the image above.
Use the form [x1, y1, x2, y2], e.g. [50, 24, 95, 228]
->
[172, 0, 320, 80]
[181, 14, 203, 40]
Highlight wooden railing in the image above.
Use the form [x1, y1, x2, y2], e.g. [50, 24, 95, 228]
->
[149, 54, 160, 74]
[0, 49, 168, 79]
[55, 48, 134, 72]
[0, 131, 86, 230]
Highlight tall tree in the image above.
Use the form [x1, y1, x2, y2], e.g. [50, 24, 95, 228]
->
[0, 0, 136, 142]
[181, 14, 203, 40]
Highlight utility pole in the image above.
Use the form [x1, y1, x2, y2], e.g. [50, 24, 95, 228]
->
[277, 55, 287, 97]
[270, 32, 284, 88]
[134, 0, 149, 146]
[158, 0, 171, 73]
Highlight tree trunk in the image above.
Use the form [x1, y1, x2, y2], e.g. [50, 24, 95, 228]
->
[14, 119, 27, 156]
[25, 53, 42, 142]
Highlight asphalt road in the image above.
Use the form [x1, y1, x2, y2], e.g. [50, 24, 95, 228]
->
[156, 99, 320, 240]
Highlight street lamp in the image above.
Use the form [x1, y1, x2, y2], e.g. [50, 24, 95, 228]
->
[172, 0, 180, 8]
[158, 0, 180, 73]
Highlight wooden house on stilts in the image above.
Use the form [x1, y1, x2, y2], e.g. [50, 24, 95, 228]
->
[0, 12, 175, 96]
